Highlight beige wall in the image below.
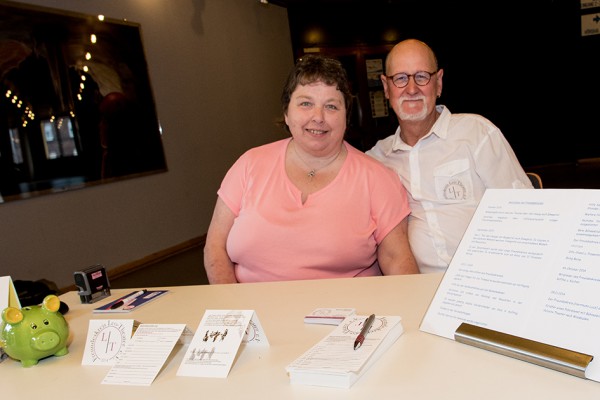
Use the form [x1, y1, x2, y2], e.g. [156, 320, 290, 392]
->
[1, 0, 293, 288]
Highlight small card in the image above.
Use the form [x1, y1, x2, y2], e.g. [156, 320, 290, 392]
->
[0, 276, 21, 311]
[82, 319, 136, 365]
[93, 290, 168, 313]
[0, 276, 19, 362]
[102, 323, 186, 386]
[177, 310, 269, 378]
[304, 308, 356, 325]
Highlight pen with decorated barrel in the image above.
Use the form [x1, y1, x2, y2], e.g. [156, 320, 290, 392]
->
[353, 314, 375, 350]
[109, 289, 148, 309]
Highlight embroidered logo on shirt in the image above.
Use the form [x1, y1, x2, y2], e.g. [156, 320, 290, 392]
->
[443, 179, 467, 200]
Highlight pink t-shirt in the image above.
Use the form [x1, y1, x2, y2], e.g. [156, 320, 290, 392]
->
[218, 138, 410, 283]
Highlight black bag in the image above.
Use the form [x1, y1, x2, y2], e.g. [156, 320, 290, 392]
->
[13, 279, 69, 314]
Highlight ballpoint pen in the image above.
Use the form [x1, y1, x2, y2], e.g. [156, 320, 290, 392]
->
[354, 314, 375, 350]
[109, 289, 148, 309]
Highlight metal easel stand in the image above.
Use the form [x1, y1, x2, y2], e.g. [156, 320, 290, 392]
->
[454, 323, 593, 379]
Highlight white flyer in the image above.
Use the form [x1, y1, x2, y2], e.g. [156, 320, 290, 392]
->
[177, 309, 269, 378]
[0, 276, 21, 311]
[101, 323, 186, 386]
[81, 319, 135, 365]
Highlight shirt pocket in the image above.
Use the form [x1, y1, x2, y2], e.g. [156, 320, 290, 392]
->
[433, 159, 474, 202]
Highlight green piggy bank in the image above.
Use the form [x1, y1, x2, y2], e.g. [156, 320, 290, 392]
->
[0, 294, 69, 367]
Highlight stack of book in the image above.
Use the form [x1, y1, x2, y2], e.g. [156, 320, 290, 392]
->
[286, 315, 403, 388]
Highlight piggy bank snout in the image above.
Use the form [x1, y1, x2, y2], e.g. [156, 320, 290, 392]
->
[31, 331, 61, 351]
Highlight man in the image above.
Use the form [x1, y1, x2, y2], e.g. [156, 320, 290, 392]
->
[367, 39, 532, 273]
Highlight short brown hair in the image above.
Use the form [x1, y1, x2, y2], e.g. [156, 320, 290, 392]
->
[280, 54, 353, 125]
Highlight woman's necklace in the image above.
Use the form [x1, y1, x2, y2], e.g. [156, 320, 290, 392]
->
[292, 140, 343, 181]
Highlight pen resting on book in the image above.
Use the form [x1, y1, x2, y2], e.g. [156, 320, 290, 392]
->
[110, 289, 148, 309]
[354, 314, 375, 350]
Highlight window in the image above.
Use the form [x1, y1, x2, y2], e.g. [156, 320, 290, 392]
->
[41, 117, 78, 160]
[8, 128, 23, 164]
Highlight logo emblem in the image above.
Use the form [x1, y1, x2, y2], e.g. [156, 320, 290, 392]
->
[443, 179, 467, 200]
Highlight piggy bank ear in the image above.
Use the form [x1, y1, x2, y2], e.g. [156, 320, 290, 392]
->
[2, 307, 24, 325]
[42, 295, 60, 313]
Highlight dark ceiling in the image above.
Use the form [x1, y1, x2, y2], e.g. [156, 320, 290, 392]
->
[266, 0, 407, 6]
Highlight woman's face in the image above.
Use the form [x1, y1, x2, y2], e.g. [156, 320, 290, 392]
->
[284, 81, 346, 155]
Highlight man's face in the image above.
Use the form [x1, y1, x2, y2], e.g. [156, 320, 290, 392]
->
[381, 42, 442, 123]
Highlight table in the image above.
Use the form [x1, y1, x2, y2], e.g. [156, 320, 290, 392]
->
[3, 273, 599, 399]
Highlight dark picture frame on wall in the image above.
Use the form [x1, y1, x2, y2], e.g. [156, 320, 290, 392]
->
[0, 1, 167, 203]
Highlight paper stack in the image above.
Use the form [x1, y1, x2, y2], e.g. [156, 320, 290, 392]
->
[303, 307, 356, 325]
[286, 315, 403, 388]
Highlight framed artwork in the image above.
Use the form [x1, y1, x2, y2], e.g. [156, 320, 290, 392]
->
[0, 1, 167, 202]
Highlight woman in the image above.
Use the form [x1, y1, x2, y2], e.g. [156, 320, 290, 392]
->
[204, 54, 418, 283]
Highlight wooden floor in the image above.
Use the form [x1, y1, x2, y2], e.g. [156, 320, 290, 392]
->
[109, 245, 209, 289]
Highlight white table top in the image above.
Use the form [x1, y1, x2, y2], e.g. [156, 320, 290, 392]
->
[3, 273, 599, 399]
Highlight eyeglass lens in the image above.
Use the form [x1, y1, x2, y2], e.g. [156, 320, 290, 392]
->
[391, 71, 434, 88]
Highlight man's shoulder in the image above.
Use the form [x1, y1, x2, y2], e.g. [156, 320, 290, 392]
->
[443, 112, 503, 142]
[448, 112, 498, 130]
[353, 146, 386, 165]
[365, 134, 396, 158]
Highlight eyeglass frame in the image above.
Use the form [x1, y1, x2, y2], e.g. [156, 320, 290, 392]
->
[384, 70, 439, 88]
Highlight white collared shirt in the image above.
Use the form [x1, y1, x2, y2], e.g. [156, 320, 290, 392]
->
[367, 105, 532, 273]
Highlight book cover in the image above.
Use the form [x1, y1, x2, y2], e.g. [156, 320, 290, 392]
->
[93, 290, 168, 313]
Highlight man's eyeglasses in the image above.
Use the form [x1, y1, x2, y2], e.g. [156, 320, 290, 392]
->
[385, 70, 438, 88]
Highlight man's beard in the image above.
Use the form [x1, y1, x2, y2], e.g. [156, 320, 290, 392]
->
[396, 95, 428, 121]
